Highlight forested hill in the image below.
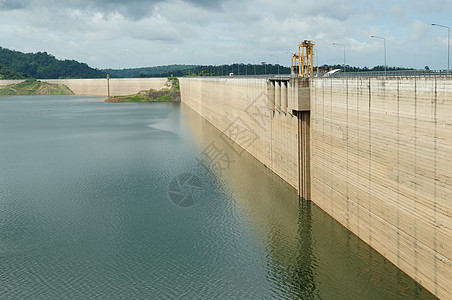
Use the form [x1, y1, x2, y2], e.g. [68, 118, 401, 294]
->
[0, 47, 106, 79]
[0, 65, 28, 79]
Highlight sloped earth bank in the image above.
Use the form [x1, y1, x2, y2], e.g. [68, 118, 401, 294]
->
[105, 77, 180, 102]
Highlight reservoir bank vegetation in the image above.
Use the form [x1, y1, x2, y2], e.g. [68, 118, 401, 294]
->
[105, 78, 180, 103]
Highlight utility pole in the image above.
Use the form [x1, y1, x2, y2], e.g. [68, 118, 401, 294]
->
[107, 74, 110, 98]
[432, 24, 450, 75]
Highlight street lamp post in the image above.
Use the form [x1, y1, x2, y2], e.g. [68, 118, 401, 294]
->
[270, 55, 279, 75]
[371, 35, 387, 76]
[432, 23, 450, 75]
[316, 50, 319, 77]
[250, 60, 257, 75]
[259, 57, 267, 75]
[332, 43, 346, 72]
[241, 62, 248, 76]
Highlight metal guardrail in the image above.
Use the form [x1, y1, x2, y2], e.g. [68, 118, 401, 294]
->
[232, 70, 452, 78]
[326, 70, 451, 78]
[188, 74, 292, 78]
[183, 70, 452, 79]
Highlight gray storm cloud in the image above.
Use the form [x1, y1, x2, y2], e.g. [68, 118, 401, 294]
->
[0, 0, 450, 69]
[0, 0, 224, 18]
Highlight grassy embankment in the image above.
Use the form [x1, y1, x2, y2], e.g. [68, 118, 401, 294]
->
[105, 77, 180, 102]
[0, 79, 73, 95]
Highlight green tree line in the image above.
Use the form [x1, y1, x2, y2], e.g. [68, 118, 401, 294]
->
[103, 65, 201, 78]
[324, 64, 415, 72]
[107, 63, 291, 78]
[0, 64, 29, 79]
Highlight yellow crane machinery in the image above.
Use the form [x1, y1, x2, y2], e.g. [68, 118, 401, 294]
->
[291, 40, 315, 77]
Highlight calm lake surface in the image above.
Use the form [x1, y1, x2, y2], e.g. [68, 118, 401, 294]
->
[0, 95, 435, 299]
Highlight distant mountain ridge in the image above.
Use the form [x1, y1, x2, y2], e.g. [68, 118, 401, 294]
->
[0, 47, 106, 79]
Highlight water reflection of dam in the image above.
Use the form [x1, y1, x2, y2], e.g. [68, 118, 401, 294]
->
[180, 103, 436, 299]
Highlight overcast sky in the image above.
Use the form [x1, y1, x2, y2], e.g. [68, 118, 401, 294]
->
[0, 0, 451, 70]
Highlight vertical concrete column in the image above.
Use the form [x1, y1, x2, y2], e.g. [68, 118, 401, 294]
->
[298, 111, 311, 200]
[268, 80, 275, 111]
[287, 79, 295, 113]
[275, 81, 281, 112]
[281, 81, 287, 114]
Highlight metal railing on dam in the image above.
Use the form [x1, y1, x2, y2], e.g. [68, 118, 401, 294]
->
[327, 69, 451, 78]
[187, 69, 451, 79]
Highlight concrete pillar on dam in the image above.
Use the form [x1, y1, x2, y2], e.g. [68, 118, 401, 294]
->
[268, 80, 275, 111]
[275, 81, 281, 112]
[288, 78, 310, 112]
[298, 111, 311, 200]
[281, 81, 288, 114]
[268, 78, 311, 200]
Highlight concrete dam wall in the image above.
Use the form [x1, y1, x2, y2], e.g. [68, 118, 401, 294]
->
[0, 80, 25, 87]
[43, 78, 168, 96]
[179, 76, 451, 299]
[311, 77, 451, 299]
[179, 77, 301, 191]
[0, 78, 168, 96]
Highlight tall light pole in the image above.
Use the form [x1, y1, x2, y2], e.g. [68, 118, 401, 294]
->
[259, 57, 267, 75]
[314, 49, 319, 77]
[332, 43, 346, 72]
[432, 23, 450, 75]
[241, 62, 248, 76]
[371, 35, 387, 76]
[270, 55, 279, 75]
[250, 60, 257, 75]
[316, 50, 319, 77]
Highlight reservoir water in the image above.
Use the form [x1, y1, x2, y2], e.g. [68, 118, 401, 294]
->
[0, 95, 435, 299]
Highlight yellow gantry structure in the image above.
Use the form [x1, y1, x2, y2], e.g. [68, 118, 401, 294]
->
[291, 40, 315, 78]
